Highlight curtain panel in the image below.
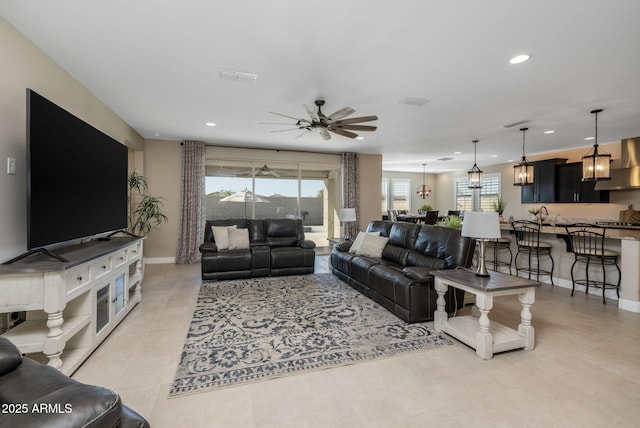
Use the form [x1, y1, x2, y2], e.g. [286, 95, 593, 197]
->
[341, 152, 359, 239]
[176, 141, 206, 264]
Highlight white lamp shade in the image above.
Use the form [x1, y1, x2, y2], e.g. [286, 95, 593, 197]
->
[340, 208, 357, 222]
[461, 211, 501, 239]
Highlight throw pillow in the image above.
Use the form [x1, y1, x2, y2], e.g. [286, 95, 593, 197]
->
[212, 225, 237, 250]
[227, 228, 250, 250]
[349, 231, 381, 254]
[356, 234, 389, 258]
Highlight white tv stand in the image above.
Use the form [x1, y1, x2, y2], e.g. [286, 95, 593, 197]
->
[0, 237, 144, 375]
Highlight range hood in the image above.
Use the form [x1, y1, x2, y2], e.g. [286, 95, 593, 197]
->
[594, 137, 640, 191]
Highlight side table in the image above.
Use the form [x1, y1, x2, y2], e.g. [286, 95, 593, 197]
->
[432, 269, 541, 359]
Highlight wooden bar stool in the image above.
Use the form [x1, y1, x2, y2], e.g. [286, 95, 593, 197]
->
[512, 220, 554, 284]
[564, 223, 621, 304]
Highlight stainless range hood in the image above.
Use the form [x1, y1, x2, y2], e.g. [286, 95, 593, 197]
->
[594, 137, 640, 191]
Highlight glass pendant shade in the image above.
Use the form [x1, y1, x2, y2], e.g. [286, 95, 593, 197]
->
[468, 140, 483, 189]
[582, 109, 611, 182]
[513, 127, 534, 186]
[416, 163, 432, 198]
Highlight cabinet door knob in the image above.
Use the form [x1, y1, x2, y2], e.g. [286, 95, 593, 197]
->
[77, 276, 83, 281]
[101, 265, 107, 270]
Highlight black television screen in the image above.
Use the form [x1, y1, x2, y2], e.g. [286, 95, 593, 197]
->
[27, 89, 128, 250]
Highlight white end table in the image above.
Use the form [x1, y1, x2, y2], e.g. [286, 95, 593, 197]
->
[432, 269, 541, 359]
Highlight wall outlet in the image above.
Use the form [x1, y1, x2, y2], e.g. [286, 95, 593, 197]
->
[7, 157, 16, 175]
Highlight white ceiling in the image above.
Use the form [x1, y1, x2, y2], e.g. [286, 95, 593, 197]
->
[2, 0, 640, 173]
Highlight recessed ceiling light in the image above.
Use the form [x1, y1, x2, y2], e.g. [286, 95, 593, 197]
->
[585, 136, 595, 141]
[356, 136, 364, 140]
[509, 54, 531, 64]
[205, 122, 216, 127]
[453, 151, 462, 155]
[544, 130, 556, 134]
[490, 154, 498, 158]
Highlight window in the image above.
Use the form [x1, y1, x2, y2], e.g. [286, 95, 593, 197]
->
[381, 178, 388, 213]
[391, 179, 410, 211]
[455, 174, 500, 212]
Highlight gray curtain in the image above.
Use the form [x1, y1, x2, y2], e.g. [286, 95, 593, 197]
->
[176, 140, 206, 264]
[341, 152, 359, 238]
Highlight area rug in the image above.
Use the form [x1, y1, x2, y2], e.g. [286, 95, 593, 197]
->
[169, 273, 452, 397]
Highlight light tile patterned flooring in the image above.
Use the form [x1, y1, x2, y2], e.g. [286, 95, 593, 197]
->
[72, 257, 640, 427]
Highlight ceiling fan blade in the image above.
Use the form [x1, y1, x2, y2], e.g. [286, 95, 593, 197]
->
[327, 106, 355, 121]
[270, 127, 303, 133]
[331, 124, 377, 131]
[332, 115, 378, 125]
[259, 122, 299, 125]
[304, 104, 320, 122]
[269, 111, 306, 122]
[330, 128, 358, 139]
[318, 129, 332, 140]
[295, 129, 311, 139]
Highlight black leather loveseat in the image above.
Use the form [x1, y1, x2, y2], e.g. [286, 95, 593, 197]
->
[200, 218, 316, 280]
[0, 337, 149, 428]
[331, 220, 476, 323]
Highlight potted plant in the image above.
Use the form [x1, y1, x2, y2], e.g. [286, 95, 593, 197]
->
[419, 204, 433, 214]
[491, 197, 507, 222]
[128, 172, 168, 236]
[445, 215, 463, 229]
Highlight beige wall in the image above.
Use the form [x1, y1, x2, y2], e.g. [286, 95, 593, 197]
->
[358, 154, 383, 230]
[0, 17, 143, 261]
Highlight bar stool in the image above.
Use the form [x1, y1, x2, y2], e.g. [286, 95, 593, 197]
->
[485, 237, 513, 275]
[512, 220, 554, 284]
[564, 223, 621, 304]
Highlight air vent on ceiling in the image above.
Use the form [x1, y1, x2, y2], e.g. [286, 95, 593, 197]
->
[503, 119, 529, 128]
[218, 69, 258, 83]
[398, 97, 430, 106]
[437, 157, 454, 161]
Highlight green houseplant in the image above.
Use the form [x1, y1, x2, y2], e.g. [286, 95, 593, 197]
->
[445, 215, 462, 229]
[128, 172, 168, 236]
[491, 196, 506, 216]
[419, 204, 433, 214]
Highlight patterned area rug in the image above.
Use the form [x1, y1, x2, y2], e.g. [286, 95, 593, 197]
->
[170, 273, 452, 397]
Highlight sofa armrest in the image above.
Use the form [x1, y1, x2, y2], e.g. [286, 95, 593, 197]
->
[0, 337, 23, 376]
[298, 239, 316, 249]
[402, 266, 434, 284]
[199, 242, 218, 253]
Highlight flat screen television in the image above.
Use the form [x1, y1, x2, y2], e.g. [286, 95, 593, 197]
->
[26, 89, 128, 253]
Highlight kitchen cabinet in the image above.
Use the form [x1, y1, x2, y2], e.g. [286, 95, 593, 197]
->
[556, 162, 610, 203]
[521, 159, 567, 203]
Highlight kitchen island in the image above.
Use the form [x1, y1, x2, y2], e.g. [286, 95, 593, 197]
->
[499, 223, 640, 313]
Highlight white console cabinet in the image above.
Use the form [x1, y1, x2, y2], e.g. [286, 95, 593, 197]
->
[0, 237, 144, 375]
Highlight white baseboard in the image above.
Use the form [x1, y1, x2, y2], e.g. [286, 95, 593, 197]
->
[619, 299, 640, 313]
[145, 257, 176, 264]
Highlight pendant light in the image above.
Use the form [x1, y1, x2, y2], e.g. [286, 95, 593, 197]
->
[582, 109, 611, 181]
[416, 163, 432, 198]
[468, 140, 483, 189]
[513, 127, 534, 186]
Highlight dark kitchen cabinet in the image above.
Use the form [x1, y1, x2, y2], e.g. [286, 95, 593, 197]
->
[556, 162, 610, 203]
[521, 159, 567, 203]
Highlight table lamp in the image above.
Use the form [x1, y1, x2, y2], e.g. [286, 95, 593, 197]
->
[461, 211, 501, 277]
[339, 208, 357, 240]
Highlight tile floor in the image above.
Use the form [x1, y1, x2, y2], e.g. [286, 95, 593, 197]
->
[72, 256, 640, 427]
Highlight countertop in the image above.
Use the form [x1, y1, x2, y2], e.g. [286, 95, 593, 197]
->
[500, 223, 640, 241]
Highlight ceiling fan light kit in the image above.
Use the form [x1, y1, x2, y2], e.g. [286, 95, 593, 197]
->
[264, 100, 378, 140]
[581, 108, 611, 182]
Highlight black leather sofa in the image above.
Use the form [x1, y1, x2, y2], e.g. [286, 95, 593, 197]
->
[0, 336, 149, 428]
[331, 220, 476, 323]
[200, 218, 316, 280]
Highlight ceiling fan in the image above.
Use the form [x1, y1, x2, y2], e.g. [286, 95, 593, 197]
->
[261, 100, 378, 140]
